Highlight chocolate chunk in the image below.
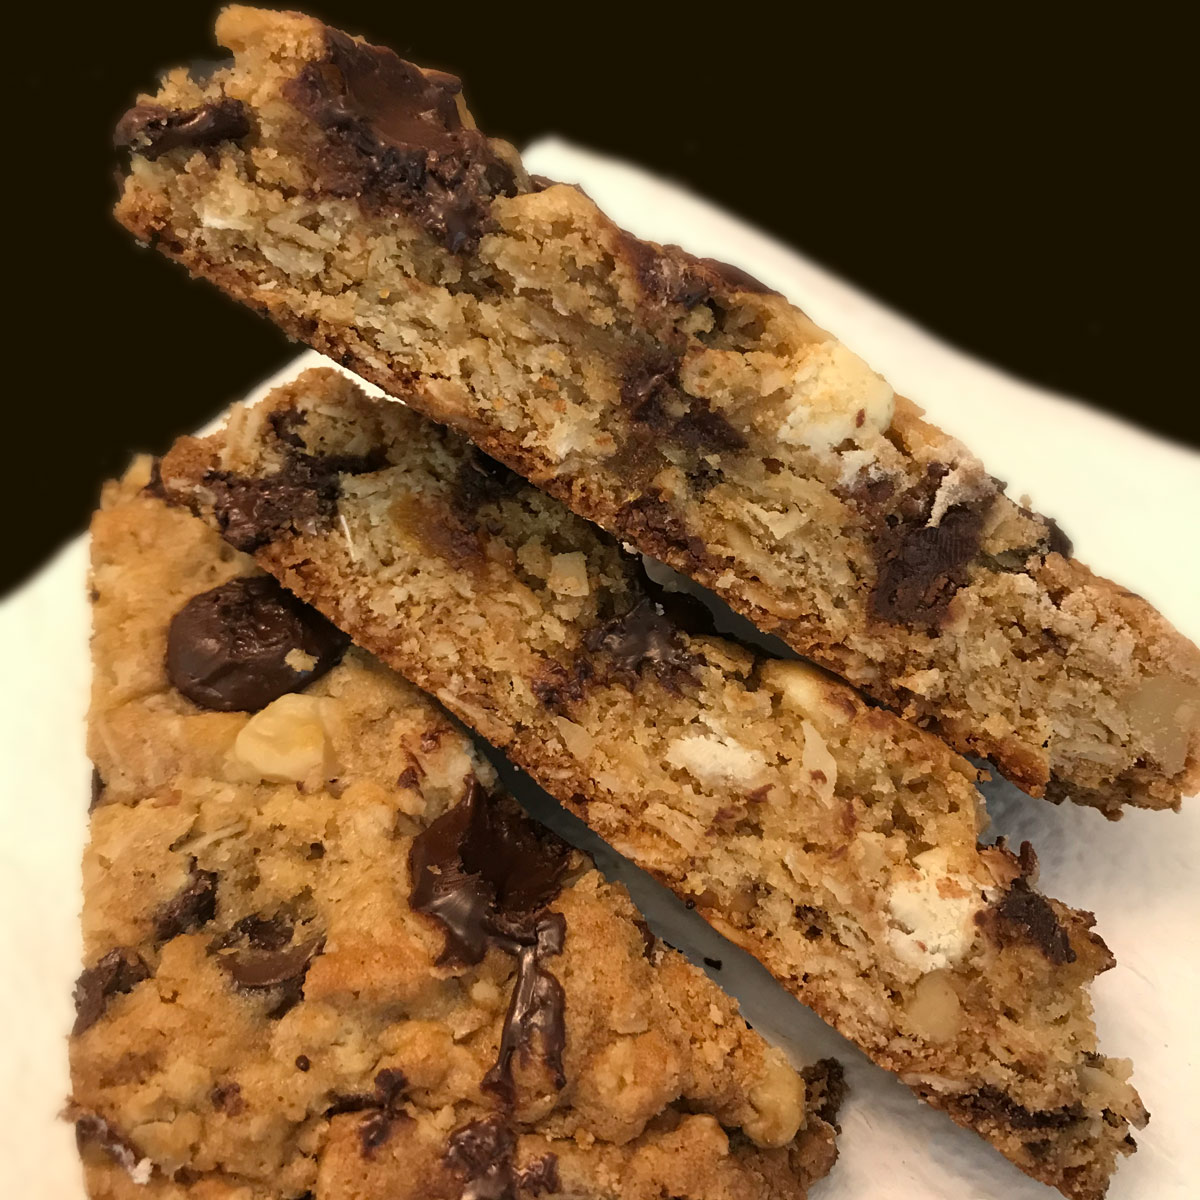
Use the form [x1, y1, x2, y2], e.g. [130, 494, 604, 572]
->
[201, 456, 347, 554]
[72, 948, 150, 1036]
[482, 911, 567, 1103]
[871, 503, 988, 628]
[408, 795, 498, 966]
[74, 1112, 151, 1180]
[210, 1082, 245, 1115]
[452, 447, 526, 519]
[114, 99, 250, 160]
[213, 912, 295, 953]
[283, 31, 518, 254]
[620, 235, 712, 309]
[153, 868, 217, 941]
[166, 576, 349, 713]
[410, 787, 570, 1099]
[987, 880, 1076, 965]
[219, 935, 324, 989]
[584, 599, 700, 692]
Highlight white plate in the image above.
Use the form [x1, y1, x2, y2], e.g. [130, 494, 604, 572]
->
[2, 139, 1197, 1199]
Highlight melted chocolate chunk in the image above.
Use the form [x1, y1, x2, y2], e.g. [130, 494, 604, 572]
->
[167, 576, 349, 713]
[153, 868, 217, 941]
[953, 1085, 1084, 1132]
[114, 99, 250, 160]
[871, 503, 988, 629]
[988, 880, 1076, 965]
[444, 1119, 559, 1199]
[584, 599, 700, 692]
[72, 948, 150, 1036]
[200, 444, 384, 554]
[620, 352, 745, 458]
[410, 786, 570, 1100]
[283, 30, 518, 253]
[482, 912, 567, 1103]
[214, 912, 295, 953]
[616, 493, 710, 574]
[219, 935, 324, 989]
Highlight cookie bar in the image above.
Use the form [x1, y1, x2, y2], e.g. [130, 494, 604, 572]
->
[113, 7, 1200, 815]
[74, 461, 842, 1200]
[161, 369, 1147, 1200]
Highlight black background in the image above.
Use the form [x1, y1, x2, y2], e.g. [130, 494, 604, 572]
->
[8, 3, 1196, 595]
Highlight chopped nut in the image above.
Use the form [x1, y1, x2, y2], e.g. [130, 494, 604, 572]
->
[744, 1051, 805, 1147]
[555, 716, 595, 759]
[233, 694, 332, 783]
[1124, 676, 1200, 777]
[547, 551, 590, 597]
[904, 969, 963, 1043]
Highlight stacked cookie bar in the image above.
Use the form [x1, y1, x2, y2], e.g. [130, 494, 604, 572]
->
[76, 5, 1199, 1198]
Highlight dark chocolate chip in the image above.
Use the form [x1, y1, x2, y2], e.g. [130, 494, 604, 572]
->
[283, 30, 518, 254]
[153, 868, 218, 942]
[616, 493, 710, 576]
[952, 1085, 1083, 1132]
[295, 1054, 311, 1072]
[517, 1154, 561, 1196]
[166, 576, 349, 713]
[72, 948, 150, 1036]
[114, 99, 250, 160]
[988, 880, 1076, 965]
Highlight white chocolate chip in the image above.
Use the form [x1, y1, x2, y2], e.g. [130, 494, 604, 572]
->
[666, 732, 767, 786]
[887, 849, 981, 972]
[777, 341, 894, 452]
[233, 694, 332, 783]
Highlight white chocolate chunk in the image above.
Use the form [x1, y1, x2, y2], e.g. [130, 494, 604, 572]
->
[778, 341, 894, 452]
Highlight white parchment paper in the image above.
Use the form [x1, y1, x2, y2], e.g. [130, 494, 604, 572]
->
[1, 139, 1196, 1199]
